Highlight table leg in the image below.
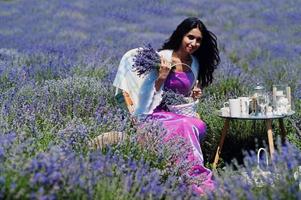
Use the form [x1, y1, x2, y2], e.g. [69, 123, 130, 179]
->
[278, 118, 286, 143]
[213, 119, 230, 169]
[266, 119, 275, 159]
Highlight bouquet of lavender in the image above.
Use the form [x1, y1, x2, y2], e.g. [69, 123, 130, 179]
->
[132, 43, 161, 77]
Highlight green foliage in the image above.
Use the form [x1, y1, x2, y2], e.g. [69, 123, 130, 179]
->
[72, 66, 108, 80]
[287, 99, 301, 148]
[112, 126, 169, 172]
[228, 51, 240, 64]
[207, 77, 249, 98]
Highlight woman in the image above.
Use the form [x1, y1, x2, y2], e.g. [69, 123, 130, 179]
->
[113, 17, 220, 195]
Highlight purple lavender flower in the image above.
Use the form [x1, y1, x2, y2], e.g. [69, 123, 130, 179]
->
[132, 43, 160, 77]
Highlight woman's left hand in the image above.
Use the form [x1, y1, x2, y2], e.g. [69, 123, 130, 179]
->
[191, 80, 202, 100]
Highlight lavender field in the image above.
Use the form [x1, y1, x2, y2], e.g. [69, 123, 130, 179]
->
[1, 0, 301, 199]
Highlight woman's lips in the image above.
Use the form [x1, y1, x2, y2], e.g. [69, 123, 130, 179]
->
[187, 46, 194, 52]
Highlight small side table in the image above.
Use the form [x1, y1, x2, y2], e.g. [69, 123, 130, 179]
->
[212, 111, 295, 169]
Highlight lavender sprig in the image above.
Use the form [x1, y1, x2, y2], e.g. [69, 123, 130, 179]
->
[132, 44, 160, 77]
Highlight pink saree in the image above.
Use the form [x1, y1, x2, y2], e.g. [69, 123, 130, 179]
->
[149, 70, 215, 195]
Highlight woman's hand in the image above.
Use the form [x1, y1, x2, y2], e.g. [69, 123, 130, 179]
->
[191, 80, 202, 100]
[155, 57, 171, 91]
[158, 57, 171, 80]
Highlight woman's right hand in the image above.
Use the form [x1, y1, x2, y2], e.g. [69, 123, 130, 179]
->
[155, 57, 171, 91]
[158, 57, 171, 80]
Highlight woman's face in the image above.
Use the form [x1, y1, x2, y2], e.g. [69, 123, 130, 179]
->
[180, 28, 202, 54]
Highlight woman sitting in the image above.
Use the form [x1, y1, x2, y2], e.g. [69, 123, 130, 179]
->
[113, 17, 220, 195]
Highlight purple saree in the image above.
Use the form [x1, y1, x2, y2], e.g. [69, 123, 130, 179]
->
[150, 70, 214, 195]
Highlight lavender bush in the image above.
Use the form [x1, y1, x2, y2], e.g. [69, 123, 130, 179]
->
[0, 131, 197, 199]
[198, 0, 301, 98]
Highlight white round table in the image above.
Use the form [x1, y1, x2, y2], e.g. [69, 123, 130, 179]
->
[213, 111, 295, 169]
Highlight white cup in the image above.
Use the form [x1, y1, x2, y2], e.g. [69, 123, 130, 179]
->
[239, 97, 250, 116]
[229, 98, 241, 117]
[220, 102, 230, 116]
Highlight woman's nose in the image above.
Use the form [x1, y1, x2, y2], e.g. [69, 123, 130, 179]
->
[191, 39, 197, 46]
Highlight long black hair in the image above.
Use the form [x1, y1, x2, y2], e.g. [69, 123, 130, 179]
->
[161, 17, 220, 88]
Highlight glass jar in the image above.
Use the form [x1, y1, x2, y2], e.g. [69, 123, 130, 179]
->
[253, 84, 265, 98]
[251, 83, 267, 115]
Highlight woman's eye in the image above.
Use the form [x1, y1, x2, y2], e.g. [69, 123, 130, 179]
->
[187, 35, 194, 40]
[187, 35, 202, 42]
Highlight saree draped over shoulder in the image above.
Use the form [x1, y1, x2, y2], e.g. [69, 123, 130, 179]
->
[113, 48, 214, 195]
